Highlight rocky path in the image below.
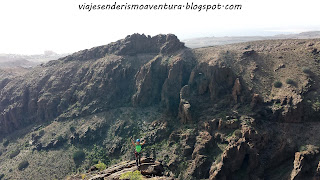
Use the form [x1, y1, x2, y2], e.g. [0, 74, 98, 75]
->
[68, 158, 173, 180]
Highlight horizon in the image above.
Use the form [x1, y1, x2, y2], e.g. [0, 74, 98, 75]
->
[1, 30, 320, 56]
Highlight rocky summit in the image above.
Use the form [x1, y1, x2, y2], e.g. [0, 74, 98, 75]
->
[0, 34, 320, 180]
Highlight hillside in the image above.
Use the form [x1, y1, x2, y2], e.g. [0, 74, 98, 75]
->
[0, 34, 320, 180]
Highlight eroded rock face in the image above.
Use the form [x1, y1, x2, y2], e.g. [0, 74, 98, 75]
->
[132, 50, 195, 110]
[290, 146, 320, 180]
[179, 101, 192, 124]
[178, 63, 240, 123]
[3, 34, 315, 139]
[232, 78, 242, 103]
[208, 117, 270, 180]
[161, 52, 195, 114]
[278, 95, 305, 123]
[188, 63, 236, 102]
[218, 119, 240, 130]
[62, 34, 185, 61]
[2, 36, 320, 180]
[0, 34, 188, 136]
[185, 131, 215, 178]
[178, 85, 192, 123]
[210, 139, 255, 180]
[250, 93, 262, 108]
[132, 56, 168, 107]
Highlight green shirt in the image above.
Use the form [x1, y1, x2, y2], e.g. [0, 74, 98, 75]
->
[135, 144, 142, 153]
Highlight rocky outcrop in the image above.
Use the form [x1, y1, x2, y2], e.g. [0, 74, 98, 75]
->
[161, 51, 195, 114]
[62, 34, 185, 61]
[132, 56, 168, 106]
[0, 34, 188, 137]
[132, 50, 195, 112]
[188, 63, 235, 101]
[272, 94, 305, 123]
[209, 117, 267, 180]
[178, 85, 192, 123]
[209, 139, 257, 180]
[232, 78, 242, 103]
[3, 34, 316, 139]
[290, 146, 320, 180]
[178, 63, 239, 123]
[69, 157, 171, 180]
[2, 36, 320, 180]
[184, 131, 215, 179]
[250, 93, 262, 108]
[218, 119, 240, 130]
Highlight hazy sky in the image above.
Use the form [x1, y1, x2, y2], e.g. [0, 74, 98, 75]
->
[1, 0, 320, 54]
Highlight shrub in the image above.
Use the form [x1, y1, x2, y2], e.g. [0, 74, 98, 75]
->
[233, 129, 242, 138]
[57, 135, 64, 142]
[120, 170, 142, 180]
[313, 101, 320, 112]
[9, 149, 20, 159]
[70, 126, 76, 133]
[73, 150, 85, 162]
[39, 129, 45, 136]
[215, 155, 222, 164]
[299, 145, 318, 152]
[18, 160, 29, 170]
[274, 81, 282, 88]
[24, 141, 30, 147]
[2, 140, 9, 147]
[302, 67, 311, 74]
[91, 159, 99, 165]
[88, 145, 109, 165]
[95, 161, 107, 171]
[0, 173, 4, 179]
[286, 79, 294, 84]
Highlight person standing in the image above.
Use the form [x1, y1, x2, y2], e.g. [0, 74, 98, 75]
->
[131, 138, 146, 166]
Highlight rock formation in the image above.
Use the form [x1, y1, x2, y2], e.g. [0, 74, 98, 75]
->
[1, 35, 320, 180]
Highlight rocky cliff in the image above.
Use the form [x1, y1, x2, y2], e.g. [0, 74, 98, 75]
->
[0, 34, 188, 136]
[1, 34, 320, 180]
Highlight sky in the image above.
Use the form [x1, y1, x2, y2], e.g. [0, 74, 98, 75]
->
[1, 0, 320, 55]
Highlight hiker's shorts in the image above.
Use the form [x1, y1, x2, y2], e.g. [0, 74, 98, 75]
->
[135, 151, 141, 158]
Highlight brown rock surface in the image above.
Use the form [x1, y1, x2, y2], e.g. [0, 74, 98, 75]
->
[69, 158, 170, 180]
[184, 131, 214, 178]
[291, 146, 320, 180]
[232, 78, 242, 103]
[1, 35, 320, 180]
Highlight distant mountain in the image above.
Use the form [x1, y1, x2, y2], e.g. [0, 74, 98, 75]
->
[0, 52, 69, 85]
[0, 56, 38, 68]
[183, 31, 320, 48]
[0, 52, 69, 68]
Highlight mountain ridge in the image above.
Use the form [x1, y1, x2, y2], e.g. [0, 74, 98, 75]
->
[0, 34, 320, 179]
[184, 31, 320, 48]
